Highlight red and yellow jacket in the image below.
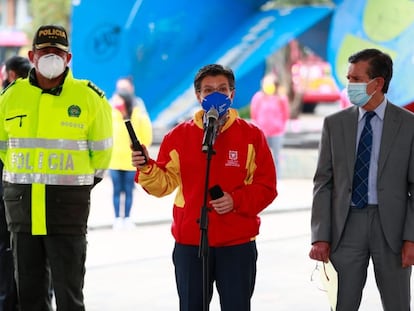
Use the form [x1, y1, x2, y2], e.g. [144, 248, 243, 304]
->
[137, 108, 277, 247]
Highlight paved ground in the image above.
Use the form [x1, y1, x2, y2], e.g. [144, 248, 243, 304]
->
[84, 170, 407, 310]
[84, 210, 386, 310]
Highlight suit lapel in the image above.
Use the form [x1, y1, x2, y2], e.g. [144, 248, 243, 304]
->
[342, 107, 359, 182]
[378, 103, 401, 176]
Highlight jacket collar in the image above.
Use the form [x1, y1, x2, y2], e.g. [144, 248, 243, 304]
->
[29, 67, 70, 96]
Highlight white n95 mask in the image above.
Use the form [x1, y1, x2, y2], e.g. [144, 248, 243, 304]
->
[37, 54, 65, 79]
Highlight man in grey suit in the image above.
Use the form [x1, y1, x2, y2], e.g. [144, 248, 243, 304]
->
[309, 48, 414, 310]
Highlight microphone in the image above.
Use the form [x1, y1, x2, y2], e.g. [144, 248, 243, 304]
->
[209, 184, 224, 199]
[202, 108, 219, 152]
[125, 119, 147, 164]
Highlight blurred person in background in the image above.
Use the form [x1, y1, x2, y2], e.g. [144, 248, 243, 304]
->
[114, 76, 149, 116]
[0, 25, 113, 311]
[339, 87, 352, 109]
[131, 64, 277, 311]
[109, 89, 152, 230]
[0, 55, 30, 311]
[250, 73, 290, 176]
[1, 56, 31, 89]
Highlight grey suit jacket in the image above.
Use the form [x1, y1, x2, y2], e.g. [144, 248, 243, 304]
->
[311, 102, 414, 253]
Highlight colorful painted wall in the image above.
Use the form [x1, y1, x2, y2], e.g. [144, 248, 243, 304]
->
[71, 0, 414, 125]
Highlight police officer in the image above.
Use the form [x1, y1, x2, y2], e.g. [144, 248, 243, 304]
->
[0, 55, 31, 311]
[0, 25, 113, 311]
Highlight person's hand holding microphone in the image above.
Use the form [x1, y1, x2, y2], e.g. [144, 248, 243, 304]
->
[125, 120, 150, 170]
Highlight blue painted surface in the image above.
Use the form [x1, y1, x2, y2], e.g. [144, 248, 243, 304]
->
[71, 1, 333, 125]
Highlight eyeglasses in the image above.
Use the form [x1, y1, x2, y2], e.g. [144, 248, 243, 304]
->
[199, 86, 232, 96]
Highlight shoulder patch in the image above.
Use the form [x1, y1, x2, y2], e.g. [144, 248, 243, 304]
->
[87, 81, 105, 98]
[0, 80, 16, 95]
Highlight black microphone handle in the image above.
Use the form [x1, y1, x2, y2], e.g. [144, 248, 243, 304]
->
[202, 122, 216, 152]
[209, 184, 224, 199]
[125, 120, 147, 164]
[201, 108, 219, 152]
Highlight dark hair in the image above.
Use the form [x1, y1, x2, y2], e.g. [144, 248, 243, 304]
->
[5, 56, 31, 79]
[348, 48, 393, 93]
[116, 90, 135, 119]
[193, 64, 235, 92]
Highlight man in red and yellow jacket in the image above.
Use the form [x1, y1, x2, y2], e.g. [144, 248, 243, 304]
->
[132, 64, 277, 311]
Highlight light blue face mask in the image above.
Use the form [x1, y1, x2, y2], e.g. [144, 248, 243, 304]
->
[346, 79, 376, 107]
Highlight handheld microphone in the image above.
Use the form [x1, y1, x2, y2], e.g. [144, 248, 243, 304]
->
[202, 108, 219, 152]
[209, 184, 224, 199]
[125, 119, 147, 164]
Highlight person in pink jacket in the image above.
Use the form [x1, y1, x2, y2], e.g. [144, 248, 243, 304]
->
[250, 73, 290, 175]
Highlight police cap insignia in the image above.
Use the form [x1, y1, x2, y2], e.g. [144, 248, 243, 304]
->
[33, 25, 69, 52]
[68, 105, 81, 117]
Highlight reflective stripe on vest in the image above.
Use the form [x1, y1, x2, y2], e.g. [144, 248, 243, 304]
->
[2, 137, 112, 185]
[8, 137, 111, 151]
[3, 171, 94, 185]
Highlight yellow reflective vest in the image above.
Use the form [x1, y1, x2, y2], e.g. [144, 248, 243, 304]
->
[0, 69, 113, 235]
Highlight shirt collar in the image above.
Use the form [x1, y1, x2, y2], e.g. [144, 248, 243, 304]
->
[358, 97, 387, 121]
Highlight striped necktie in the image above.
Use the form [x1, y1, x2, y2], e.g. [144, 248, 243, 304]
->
[351, 111, 376, 208]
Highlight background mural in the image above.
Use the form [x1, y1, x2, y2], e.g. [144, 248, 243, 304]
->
[71, 0, 414, 126]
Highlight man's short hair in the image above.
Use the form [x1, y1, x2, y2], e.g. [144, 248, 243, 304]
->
[5, 56, 31, 79]
[348, 48, 393, 93]
[194, 64, 235, 92]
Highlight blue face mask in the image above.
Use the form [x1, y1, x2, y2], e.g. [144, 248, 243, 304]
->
[201, 92, 232, 118]
[346, 80, 376, 107]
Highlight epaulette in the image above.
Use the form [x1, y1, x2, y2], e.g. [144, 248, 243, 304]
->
[87, 81, 105, 98]
[0, 80, 16, 95]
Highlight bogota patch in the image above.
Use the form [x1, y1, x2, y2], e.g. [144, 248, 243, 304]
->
[68, 105, 81, 117]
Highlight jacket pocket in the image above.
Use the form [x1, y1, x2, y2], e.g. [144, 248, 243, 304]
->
[46, 185, 91, 226]
[3, 183, 32, 226]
